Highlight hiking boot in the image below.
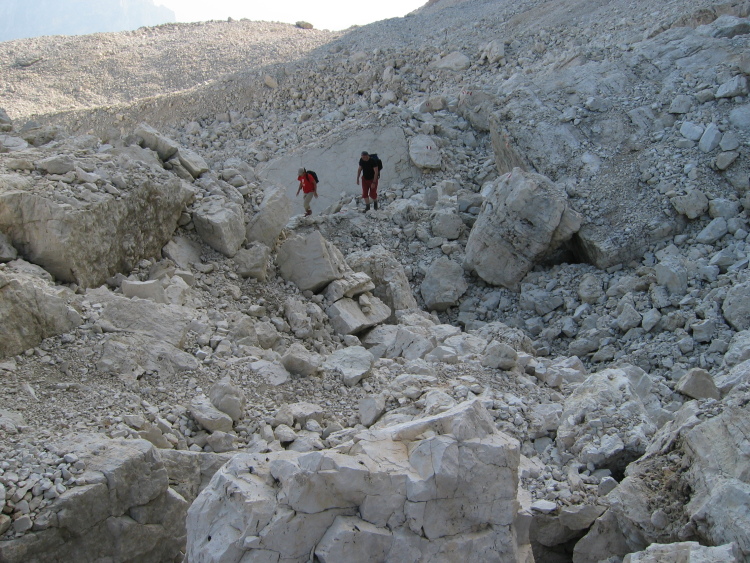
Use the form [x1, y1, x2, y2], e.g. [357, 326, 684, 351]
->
[305, 209, 312, 216]
[363, 204, 370, 213]
[373, 200, 379, 210]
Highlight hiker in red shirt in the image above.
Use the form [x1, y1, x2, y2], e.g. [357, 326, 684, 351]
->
[296, 168, 318, 216]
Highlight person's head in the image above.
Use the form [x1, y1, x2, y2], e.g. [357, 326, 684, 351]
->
[361, 151, 369, 161]
[298, 168, 306, 177]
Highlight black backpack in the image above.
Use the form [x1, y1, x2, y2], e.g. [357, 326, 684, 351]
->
[368, 154, 383, 171]
[306, 170, 319, 183]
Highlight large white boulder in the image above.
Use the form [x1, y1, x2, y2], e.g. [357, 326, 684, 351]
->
[623, 541, 741, 563]
[577, 388, 750, 562]
[277, 231, 350, 292]
[0, 434, 187, 563]
[556, 366, 658, 473]
[191, 196, 245, 257]
[322, 345, 375, 387]
[245, 184, 292, 248]
[0, 266, 82, 358]
[409, 134, 442, 169]
[347, 245, 418, 322]
[464, 168, 581, 290]
[326, 294, 391, 335]
[420, 256, 468, 311]
[0, 161, 194, 288]
[185, 400, 521, 562]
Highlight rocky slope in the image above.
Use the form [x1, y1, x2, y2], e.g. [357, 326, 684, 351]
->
[1, 0, 750, 562]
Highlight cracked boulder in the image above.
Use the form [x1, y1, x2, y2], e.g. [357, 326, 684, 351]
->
[464, 168, 581, 290]
[185, 399, 522, 562]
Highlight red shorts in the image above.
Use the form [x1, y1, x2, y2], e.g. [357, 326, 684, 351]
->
[362, 178, 378, 200]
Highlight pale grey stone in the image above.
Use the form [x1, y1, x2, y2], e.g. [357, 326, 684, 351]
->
[528, 403, 563, 439]
[421, 257, 468, 311]
[206, 431, 236, 453]
[135, 123, 180, 160]
[723, 281, 750, 331]
[177, 147, 209, 178]
[245, 185, 292, 248]
[234, 242, 270, 281]
[716, 75, 749, 99]
[409, 134, 442, 169]
[35, 155, 75, 174]
[162, 236, 203, 270]
[668, 95, 693, 114]
[322, 346, 374, 387]
[624, 541, 741, 563]
[641, 309, 662, 332]
[190, 394, 234, 433]
[429, 51, 471, 71]
[249, 359, 290, 386]
[464, 168, 581, 289]
[121, 279, 168, 303]
[671, 189, 709, 219]
[347, 245, 418, 322]
[716, 151, 739, 171]
[0, 269, 82, 358]
[1, 173, 193, 288]
[655, 257, 687, 295]
[192, 196, 245, 257]
[326, 294, 391, 335]
[617, 303, 643, 332]
[255, 321, 280, 348]
[698, 123, 722, 153]
[0, 231, 17, 262]
[715, 359, 750, 394]
[679, 121, 704, 141]
[209, 376, 246, 422]
[675, 368, 720, 400]
[724, 330, 750, 367]
[278, 231, 350, 292]
[691, 319, 715, 343]
[185, 401, 519, 561]
[481, 340, 517, 370]
[431, 210, 464, 240]
[315, 515, 392, 563]
[281, 342, 322, 376]
[578, 274, 604, 304]
[709, 198, 741, 219]
[359, 394, 386, 427]
[729, 105, 750, 129]
[557, 367, 656, 471]
[323, 271, 375, 302]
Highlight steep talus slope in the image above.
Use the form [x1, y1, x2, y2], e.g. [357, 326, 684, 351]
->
[0, 20, 340, 120]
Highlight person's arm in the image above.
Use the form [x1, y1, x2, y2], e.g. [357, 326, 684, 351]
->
[296, 179, 302, 196]
[356, 165, 362, 185]
[311, 176, 318, 197]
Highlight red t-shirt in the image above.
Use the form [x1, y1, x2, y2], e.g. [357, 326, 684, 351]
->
[298, 173, 316, 194]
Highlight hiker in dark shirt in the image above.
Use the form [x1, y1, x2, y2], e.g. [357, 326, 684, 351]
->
[356, 151, 381, 212]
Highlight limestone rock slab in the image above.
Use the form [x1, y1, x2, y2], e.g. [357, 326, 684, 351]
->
[192, 195, 245, 257]
[0, 173, 193, 288]
[245, 184, 292, 248]
[0, 268, 82, 358]
[278, 231, 350, 292]
[185, 400, 520, 562]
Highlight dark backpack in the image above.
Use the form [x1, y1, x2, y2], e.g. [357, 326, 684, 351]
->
[368, 154, 383, 171]
[306, 170, 319, 183]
